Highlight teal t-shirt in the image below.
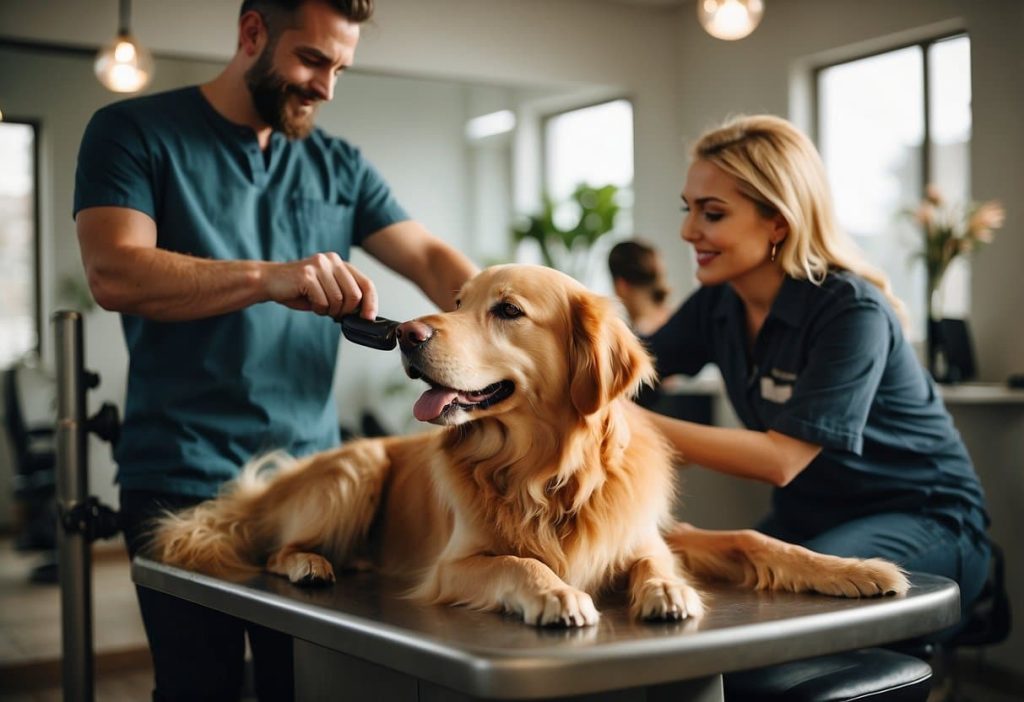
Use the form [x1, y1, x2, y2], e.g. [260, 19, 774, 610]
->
[74, 86, 409, 497]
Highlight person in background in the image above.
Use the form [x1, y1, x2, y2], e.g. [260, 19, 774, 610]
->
[642, 114, 991, 631]
[607, 238, 673, 337]
[608, 238, 685, 411]
[73, 0, 477, 699]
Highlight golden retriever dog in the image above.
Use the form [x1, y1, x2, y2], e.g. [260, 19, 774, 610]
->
[153, 264, 908, 626]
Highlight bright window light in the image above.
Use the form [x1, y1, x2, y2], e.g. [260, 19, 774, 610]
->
[465, 110, 516, 141]
[0, 121, 38, 364]
[818, 35, 971, 340]
[545, 99, 633, 205]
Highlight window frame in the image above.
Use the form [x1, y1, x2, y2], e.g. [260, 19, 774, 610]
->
[811, 30, 969, 202]
[540, 96, 635, 205]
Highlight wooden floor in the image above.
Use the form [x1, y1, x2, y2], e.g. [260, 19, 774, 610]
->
[0, 536, 152, 701]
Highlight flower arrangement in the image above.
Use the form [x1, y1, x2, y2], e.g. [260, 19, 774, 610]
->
[910, 184, 1005, 319]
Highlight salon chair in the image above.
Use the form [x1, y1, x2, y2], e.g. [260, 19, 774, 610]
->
[723, 647, 932, 702]
[3, 364, 58, 583]
[724, 543, 1011, 702]
[904, 542, 1011, 701]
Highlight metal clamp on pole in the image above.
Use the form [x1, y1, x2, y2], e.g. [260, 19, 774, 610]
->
[54, 311, 122, 702]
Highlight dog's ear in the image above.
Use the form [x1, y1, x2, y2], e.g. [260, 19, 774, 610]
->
[569, 291, 657, 416]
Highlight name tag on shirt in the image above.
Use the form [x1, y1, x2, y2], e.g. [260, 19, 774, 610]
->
[760, 375, 793, 403]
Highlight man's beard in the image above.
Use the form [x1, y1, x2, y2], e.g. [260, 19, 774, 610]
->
[245, 45, 318, 140]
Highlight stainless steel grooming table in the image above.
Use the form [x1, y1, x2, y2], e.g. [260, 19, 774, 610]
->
[132, 558, 958, 701]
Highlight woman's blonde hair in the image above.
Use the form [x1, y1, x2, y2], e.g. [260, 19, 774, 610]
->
[691, 114, 908, 329]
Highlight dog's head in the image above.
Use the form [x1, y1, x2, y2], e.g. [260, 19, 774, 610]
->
[396, 264, 656, 426]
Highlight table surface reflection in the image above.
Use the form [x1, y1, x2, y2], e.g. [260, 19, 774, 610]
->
[132, 558, 958, 699]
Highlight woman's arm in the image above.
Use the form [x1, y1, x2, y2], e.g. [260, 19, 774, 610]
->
[643, 408, 821, 486]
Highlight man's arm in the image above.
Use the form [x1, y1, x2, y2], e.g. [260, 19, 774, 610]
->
[362, 220, 479, 312]
[77, 206, 380, 321]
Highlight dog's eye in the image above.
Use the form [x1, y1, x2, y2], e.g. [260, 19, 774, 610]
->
[493, 302, 524, 320]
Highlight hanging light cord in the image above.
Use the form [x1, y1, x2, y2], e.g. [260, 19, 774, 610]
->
[118, 0, 131, 36]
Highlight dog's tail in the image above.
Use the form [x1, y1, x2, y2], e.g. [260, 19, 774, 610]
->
[149, 451, 298, 578]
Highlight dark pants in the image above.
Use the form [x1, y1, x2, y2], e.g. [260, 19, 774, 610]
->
[758, 510, 991, 636]
[120, 490, 295, 702]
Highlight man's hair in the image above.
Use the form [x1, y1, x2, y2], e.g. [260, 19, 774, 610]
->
[240, 0, 374, 25]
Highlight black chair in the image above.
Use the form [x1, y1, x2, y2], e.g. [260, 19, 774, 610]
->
[724, 648, 933, 702]
[918, 542, 1012, 701]
[950, 542, 1011, 648]
[3, 364, 59, 582]
[725, 542, 1012, 702]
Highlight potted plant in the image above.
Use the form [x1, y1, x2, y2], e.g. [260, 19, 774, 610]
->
[512, 183, 621, 282]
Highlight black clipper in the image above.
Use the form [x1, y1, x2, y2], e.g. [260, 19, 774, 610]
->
[339, 315, 400, 351]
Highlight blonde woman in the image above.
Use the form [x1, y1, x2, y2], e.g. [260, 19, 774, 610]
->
[644, 115, 990, 627]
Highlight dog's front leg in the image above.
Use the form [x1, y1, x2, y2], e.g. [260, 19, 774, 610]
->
[664, 523, 909, 597]
[628, 538, 705, 621]
[419, 555, 600, 627]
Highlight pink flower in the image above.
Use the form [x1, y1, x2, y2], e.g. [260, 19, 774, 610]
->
[907, 187, 1007, 285]
[925, 183, 944, 206]
[967, 201, 1005, 243]
[914, 203, 935, 228]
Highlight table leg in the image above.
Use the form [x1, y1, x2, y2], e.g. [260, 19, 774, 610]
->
[293, 638, 724, 701]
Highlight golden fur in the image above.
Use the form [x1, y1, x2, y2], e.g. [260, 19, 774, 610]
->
[153, 264, 908, 626]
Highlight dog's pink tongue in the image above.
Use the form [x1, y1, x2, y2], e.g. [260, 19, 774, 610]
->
[413, 387, 459, 422]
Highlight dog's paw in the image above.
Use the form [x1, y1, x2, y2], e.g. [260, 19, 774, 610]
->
[286, 553, 336, 587]
[634, 580, 704, 621]
[517, 587, 600, 627]
[811, 557, 910, 598]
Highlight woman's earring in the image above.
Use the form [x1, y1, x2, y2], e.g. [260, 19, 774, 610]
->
[770, 242, 778, 263]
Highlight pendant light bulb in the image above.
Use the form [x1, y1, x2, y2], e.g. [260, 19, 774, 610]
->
[95, 0, 153, 93]
[698, 0, 764, 41]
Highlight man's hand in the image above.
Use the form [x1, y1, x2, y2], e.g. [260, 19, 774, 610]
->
[77, 207, 380, 322]
[263, 253, 378, 319]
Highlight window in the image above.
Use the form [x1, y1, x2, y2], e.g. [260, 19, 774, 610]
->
[817, 34, 971, 339]
[0, 120, 39, 365]
[545, 99, 634, 210]
[538, 99, 634, 286]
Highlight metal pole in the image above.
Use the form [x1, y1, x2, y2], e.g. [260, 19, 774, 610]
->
[54, 310, 93, 702]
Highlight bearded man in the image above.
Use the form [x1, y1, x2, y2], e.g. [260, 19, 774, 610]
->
[73, 1, 477, 698]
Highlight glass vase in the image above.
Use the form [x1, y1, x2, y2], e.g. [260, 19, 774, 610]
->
[926, 275, 948, 382]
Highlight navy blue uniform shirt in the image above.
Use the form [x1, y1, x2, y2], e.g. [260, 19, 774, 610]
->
[646, 271, 989, 538]
[74, 86, 410, 497]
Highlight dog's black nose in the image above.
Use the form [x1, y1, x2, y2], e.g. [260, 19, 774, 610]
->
[396, 320, 434, 353]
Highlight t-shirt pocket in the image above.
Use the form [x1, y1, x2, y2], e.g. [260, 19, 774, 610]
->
[289, 197, 354, 259]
